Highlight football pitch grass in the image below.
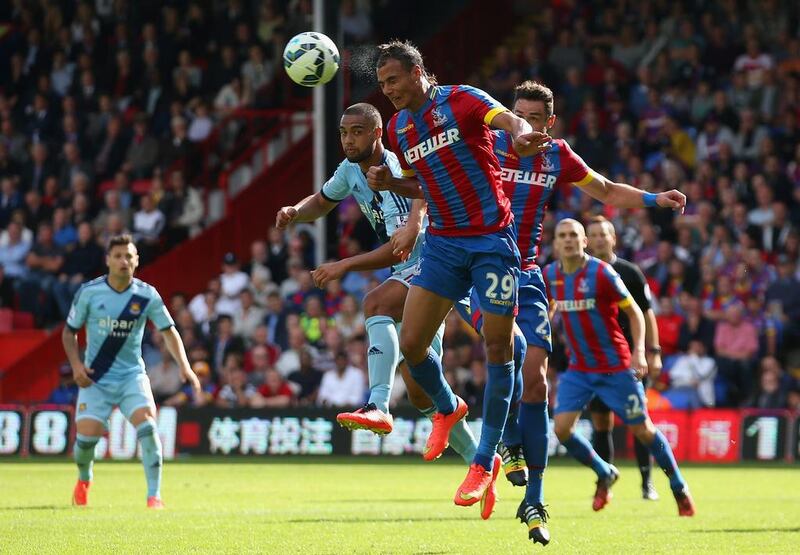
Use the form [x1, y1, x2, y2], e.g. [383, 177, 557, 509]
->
[1, 459, 799, 554]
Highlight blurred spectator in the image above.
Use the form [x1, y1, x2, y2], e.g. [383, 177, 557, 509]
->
[53, 222, 104, 318]
[747, 357, 789, 409]
[164, 361, 216, 408]
[655, 297, 683, 357]
[159, 170, 203, 245]
[233, 289, 266, 340]
[132, 194, 165, 264]
[664, 339, 717, 409]
[123, 114, 159, 179]
[334, 294, 366, 340]
[216, 366, 258, 409]
[218, 252, 249, 316]
[288, 348, 324, 405]
[210, 314, 246, 375]
[250, 367, 294, 408]
[264, 291, 290, 350]
[714, 303, 760, 406]
[17, 222, 63, 324]
[47, 364, 79, 405]
[317, 350, 365, 407]
[147, 340, 183, 404]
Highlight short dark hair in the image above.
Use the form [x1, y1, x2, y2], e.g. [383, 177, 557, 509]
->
[514, 81, 554, 117]
[106, 234, 135, 253]
[342, 103, 382, 130]
[586, 215, 615, 235]
[376, 40, 437, 85]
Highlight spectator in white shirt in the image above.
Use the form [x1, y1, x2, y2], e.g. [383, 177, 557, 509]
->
[317, 350, 366, 408]
[132, 194, 165, 264]
[666, 339, 717, 408]
[233, 288, 266, 340]
[217, 252, 249, 316]
[733, 38, 774, 89]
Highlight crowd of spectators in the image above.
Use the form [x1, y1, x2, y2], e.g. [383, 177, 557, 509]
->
[30, 0, 800, 412]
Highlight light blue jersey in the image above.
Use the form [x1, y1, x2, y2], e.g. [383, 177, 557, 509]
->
[321, 150, 425, 272]
[67, 276, 174, 384]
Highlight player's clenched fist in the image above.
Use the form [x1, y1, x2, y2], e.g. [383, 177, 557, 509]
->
[276, 206, 298, 229]
[656, 190, 687, 214]
[73, 364, 94, 388]
[311, 261, 346, 287]
[367, 165, 391, 191]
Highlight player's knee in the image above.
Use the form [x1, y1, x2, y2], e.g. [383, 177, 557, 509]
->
[484, 340, 513, 364]
[399, 334, 425, 366]
[362, 289, 381, 318]
[554, 423, 573, 443]
[630, 423, 655, 444]
[522, 379, 548, 403]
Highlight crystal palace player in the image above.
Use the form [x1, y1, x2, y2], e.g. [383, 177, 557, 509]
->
[441, 80, 687, 545]
[545, 219, 695, 517]
[587, 216, 663, 500]
[63, 235, 200, 508]
[368, 41, 549, 518]
[275, 103, 478, 464]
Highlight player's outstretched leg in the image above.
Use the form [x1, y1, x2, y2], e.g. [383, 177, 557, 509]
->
[400, 286, 466, 462]
[455, 311, 515, 510]
[499, 332, 527, 487]
[402, 362, 479, 464]
[632, 423, 694, 516]
[72, 433, 100, 506]
[517, 343, 551, 543]
[136, 421, 164, 509]
[337, 314, 398, 435]
[554, 412, 618, 511]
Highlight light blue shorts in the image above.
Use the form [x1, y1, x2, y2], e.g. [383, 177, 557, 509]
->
[75, 373, 155, 427]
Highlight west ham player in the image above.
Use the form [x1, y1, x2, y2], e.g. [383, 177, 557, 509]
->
[63, 234, 201, 508]
[544, 219, 695, 517]
[275, 103, 478, 465]
[367, 41, 549, 517]
[438, 81, 686, 545]
[587, 216, 663, 500]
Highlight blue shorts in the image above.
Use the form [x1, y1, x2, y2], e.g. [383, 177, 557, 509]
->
[453, 268, 552, 352]
[412, 226, 521, 317]
[75, 373, 155, 427]
[554, 370, 647, 425]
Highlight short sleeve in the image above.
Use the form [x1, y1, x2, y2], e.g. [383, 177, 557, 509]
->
[146, 287, 175, 330]
[320, 162, 353, 202]
[558, 140, 593, 186]
[623, 263, 652, 312]
[66, 286, 90, 330]
[458, 85, 508, 126]
[599, 264, 633, 307]
[386, 115, 416, 177]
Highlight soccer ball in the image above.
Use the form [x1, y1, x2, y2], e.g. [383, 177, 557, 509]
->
[283, 32, 340, 87]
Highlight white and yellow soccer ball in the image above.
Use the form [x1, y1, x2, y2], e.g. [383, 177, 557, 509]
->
[283, 32, 340, 87]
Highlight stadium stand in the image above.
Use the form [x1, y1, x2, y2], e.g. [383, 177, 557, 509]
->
[1, 0, 799, 411]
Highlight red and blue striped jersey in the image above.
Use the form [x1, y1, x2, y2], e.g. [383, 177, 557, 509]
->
[493, 133, 592, 270]
[386, 85, 512, 236]
[544, 256, 634, 373]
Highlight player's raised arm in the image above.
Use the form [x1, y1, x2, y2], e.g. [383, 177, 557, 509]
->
[311, 241, 402, 288]
[276, 192, 339, 229]
[161, 325, 201, 397]
[577, 170, 686, 213]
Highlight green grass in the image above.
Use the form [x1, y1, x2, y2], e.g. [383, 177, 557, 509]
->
[1, 459, 799, 554]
